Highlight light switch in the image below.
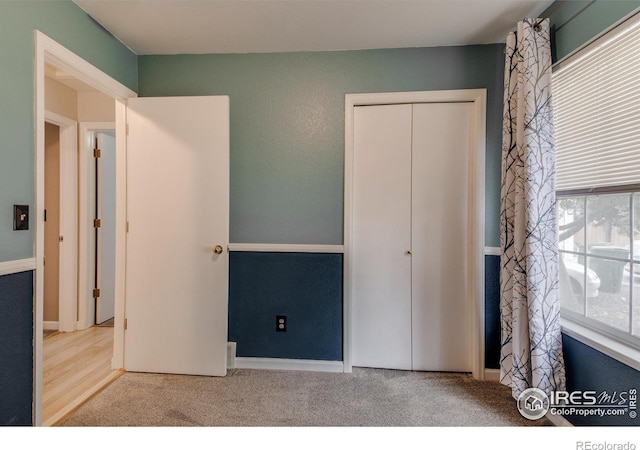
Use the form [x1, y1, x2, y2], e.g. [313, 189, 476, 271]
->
[13, 205, 29, 230]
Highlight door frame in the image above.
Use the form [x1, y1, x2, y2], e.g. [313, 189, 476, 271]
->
[34, 30, 136, 426]
[343, 90, 487, 379]
[78, 123, 116, 330]
[43, 111, 77, 333]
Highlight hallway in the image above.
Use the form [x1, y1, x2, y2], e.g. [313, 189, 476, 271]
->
[43, 325, 121, 426]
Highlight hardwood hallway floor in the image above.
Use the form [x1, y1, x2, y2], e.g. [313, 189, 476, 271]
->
[43, 325, 123, 426]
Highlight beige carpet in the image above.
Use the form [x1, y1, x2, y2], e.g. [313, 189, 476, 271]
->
[58, 368, 553, 427]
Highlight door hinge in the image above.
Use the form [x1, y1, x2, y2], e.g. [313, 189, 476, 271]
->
[94, 148, 101, 158]
[93, 288, 101, 298]
[43, 256, 46, 266]
[124, 318, 128, 330]
[126, 221, 130, 233]
[94, 218, 101, 228]
[126, 123, 130, 135]
[58, 235, 64, 242]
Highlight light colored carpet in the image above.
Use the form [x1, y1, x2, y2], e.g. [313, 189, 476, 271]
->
[59, 368, 553, 427]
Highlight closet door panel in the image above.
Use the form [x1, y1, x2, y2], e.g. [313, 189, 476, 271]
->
[352, 104, 413, 370]
[411, 102, 473, 372]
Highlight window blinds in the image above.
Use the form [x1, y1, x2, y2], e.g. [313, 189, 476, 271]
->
[553, 12, 640, 192]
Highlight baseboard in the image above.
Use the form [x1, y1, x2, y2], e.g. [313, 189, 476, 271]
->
[235, 357, 344, 373]
[483, 368, 500, 382]
[43, 321, 59, 331]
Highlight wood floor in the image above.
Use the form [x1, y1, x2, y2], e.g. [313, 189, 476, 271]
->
[43, 325, 123, 426]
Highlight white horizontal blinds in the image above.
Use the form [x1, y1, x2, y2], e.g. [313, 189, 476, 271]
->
[554, 13, 640, 191]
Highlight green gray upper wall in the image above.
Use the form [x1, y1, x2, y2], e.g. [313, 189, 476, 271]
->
[0, 1, 137, 262]
[543, 0, 640, 62]
[139, 46, 505, 246]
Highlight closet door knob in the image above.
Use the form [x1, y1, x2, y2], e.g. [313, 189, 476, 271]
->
[405, 250, 412, 255]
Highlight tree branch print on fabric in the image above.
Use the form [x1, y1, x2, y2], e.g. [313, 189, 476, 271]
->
[500, 18, 566, 399]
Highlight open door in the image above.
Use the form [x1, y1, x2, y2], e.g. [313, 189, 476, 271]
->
[124, 96, 229, 376]
[94, 130, 116, 325]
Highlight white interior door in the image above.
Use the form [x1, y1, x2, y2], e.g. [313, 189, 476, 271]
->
[96, 131, 116, 324]
[411, 103, 472, 372]
[124, 96, 229, 376]
[352, 104, 413, 370]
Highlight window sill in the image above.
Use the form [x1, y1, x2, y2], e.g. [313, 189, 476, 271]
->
[561, 318, 640, 372]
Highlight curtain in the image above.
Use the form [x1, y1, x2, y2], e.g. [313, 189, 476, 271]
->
[500, 18, 566, 399]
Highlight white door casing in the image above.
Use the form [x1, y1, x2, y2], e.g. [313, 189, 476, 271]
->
[124, 96, 230, 376]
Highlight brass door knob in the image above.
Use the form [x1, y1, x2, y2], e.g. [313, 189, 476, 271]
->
[214, 245, 224, 254]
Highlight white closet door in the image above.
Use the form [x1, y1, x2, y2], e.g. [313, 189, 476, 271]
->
[411, 102, 472, 372]
[352, 104, 413, 370]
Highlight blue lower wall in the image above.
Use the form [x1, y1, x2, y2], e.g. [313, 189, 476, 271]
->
[0, 271, 33, 426]
[562, 334, 640, 426]
[228, 252, 343, 361]
[484, 255, 501, 369]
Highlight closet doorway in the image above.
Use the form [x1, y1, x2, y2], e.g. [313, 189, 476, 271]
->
[344, 90, 487, 378]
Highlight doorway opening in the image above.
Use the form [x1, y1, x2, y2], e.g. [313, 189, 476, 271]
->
[35, 31, 136, 426]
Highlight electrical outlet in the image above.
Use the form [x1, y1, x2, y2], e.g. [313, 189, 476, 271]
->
[276, 315, 287, 332]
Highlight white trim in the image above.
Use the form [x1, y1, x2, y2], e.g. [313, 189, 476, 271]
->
[235, 357, 344, 373]
[343, 89, 486, 379]
[561, 319, 640, 372]
[37, 32, 136, 101]
[35, 30, 137, 427]
[228, 243, 344, 253]
[484, 247, 501, 256]
[43, 321, 58, 331]
[45, 111, 77, 334]
[111, 100, 129, 371]
[483, 368, 500, 382]
[0, 258, 36, 276]
[77, 122, 116, 330]
[545, 412, 574, 427]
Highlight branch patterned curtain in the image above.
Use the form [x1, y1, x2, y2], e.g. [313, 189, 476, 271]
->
[500, 18, 565, 399]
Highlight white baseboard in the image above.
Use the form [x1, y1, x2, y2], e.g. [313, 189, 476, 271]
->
[43, 321, 59, 331]
[483, 368, 500, 382]
[235, 357, 344, 373]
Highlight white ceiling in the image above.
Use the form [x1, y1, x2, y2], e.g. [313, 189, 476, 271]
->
[73, 0, 555, 55]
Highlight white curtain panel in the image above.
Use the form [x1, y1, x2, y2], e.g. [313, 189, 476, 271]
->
[499, 18, 566, 399]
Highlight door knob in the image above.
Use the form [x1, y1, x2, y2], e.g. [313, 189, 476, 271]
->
[214, 245, 224, 254]
[405, 250, 412, 255]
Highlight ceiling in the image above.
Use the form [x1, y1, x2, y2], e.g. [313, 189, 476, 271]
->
[73, 0, 555, 55]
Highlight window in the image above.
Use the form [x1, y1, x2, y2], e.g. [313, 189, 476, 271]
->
[553, 11, 640, 356]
